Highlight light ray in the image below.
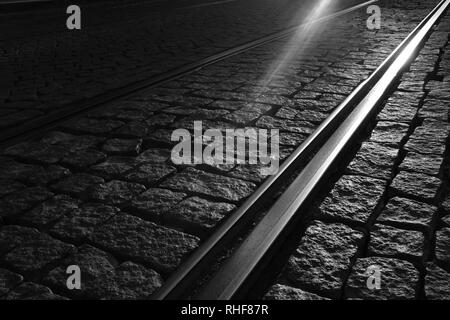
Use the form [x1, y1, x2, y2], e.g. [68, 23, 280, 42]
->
[257, 0, 336, 89]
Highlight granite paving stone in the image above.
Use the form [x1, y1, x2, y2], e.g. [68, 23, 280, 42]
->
[369, 121, 409, 148]
[89, 180, 146, 205]
[424, 262, 450, 300]
[377, 197, 436, 232]
[0, 225, 75, 276]
[50, 203, 120, 243]
[44, 245, 163, 299]
[0, 268, 23, 297]
[160, 167, 255, 202]
[3, 282, 67, 300]
[284, 221, 364, 299]
[51, 174, 105, 197]
[89, 213, 200, 273]
[264, 284, 329, 300]
[390, 171, 441, 202]
[124, 163, 176, 185]
[347, 142, 398, 180]
[435, 228, 450, 265]
[399, 152, 443, 177]
[368, 224, 425, 261]
[17, 195, 81, 228]
[316, 175, 386, 225]
[0, 187, 54, 219]
[130, 188, 187, 221]
[164, 196, 236, 236]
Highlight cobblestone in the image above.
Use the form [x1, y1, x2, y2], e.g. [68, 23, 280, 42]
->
[390, 171, 441, 202]
[61, 150, 107, 169]
[164, 196, 236, 237]
[4, 142, 67, 165]
[102, 138, 143, 156]
[3, 282, 67, 300]
[0, 180, 25, 198]
[0, 225, 75, 276]
[399, 152, 443, 177]
[404, 137, 447, 155]
[130, 188, 187, 221]
[0, 163, 68, 187]
[255, 116, 315, 136]
[62, 118, 125, 135]
[50, 203, 120, 243]
[316, 175, 386, 225]
[88, 213, 199, 273]
[0, 268, 23, 297]
[17, 195, 81, 228]
[135, 148, 171, 164]
[376, 197, 436, 232]
[376, 100, 418, 124]
[346, 142, 398, 180]
[223, 104, 272, 125]
[408, 120, 450, 145]
[284, 221, 364, 299]
[424, 263, 450, 300]
[428, 82, 450, 100]
[124, 163, 176, 186]
[435, 228, 450, 266]
[368, 224, 425, 261]
[418, 100, 449, 122]
[41, 131, 104, 151]
[89, 157, 137, 180]
[89, 180, 146, 205]
[369, 121, 409, 148]
[264, 284, 328, 300]
[0, 187, 54, 219]
[51, 173, 105, 197]
[0, 158, 38, 182]
[26, 165, 71, 186]
[442, 213, 450, 226]
[160, 167, 255, 202]
[44, 245, 162, 299]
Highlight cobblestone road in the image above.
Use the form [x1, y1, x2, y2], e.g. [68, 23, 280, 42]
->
[0, 0, 360, 132]
[0, 0, 449, 299]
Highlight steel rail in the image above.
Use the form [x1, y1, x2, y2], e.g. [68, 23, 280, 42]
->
[194, 0, 450, 300]
[0, 0, 377, 147]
